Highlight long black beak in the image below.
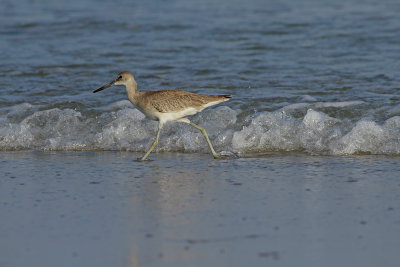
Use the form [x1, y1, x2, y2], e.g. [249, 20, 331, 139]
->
[93, 80, 115, 93]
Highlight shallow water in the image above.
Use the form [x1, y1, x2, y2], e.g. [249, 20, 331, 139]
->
[1, 1, 400, 266]
[1, 0, 399, 155]
[1, 151, 400, 267]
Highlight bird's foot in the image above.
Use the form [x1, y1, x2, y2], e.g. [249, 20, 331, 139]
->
[213, 151, 239, 159]
[137, 157, 152, 162]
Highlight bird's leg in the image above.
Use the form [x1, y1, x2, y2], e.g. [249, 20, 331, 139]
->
[189, 122, 220, 159]
[140, 123, 162, 161]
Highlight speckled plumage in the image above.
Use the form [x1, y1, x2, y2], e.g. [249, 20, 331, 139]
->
[93, 71, 231, 161]
[140, 89, 230, 113]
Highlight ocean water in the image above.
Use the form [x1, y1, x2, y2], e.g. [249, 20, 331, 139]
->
[1, 1, 400, 266]
[1, 0, 399, 155]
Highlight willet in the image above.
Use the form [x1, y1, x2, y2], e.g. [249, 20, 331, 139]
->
[93, 71, 231, 161]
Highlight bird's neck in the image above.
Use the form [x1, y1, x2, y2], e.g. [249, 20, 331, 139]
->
[125, 80, 139, 104]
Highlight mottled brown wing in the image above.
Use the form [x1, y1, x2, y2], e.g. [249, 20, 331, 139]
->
[149, 90, 207, 113]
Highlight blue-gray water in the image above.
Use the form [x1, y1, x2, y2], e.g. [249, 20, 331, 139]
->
[1, 151, 400, 267]
[1, 0, 399, 155]
[1, 1, 400, 267]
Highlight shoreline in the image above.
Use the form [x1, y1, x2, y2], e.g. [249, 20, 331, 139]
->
[1, 151, 399, 267]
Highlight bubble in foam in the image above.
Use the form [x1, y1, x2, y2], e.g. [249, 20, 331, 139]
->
[24, 108, 90, 149]
[333, 118, 400, 155]
[300, 109, 342, 153]
[232, 111, 300, 153]
[385, 116, 400, 129]
[232, 109, 345, 154]
[8, 103, 34, 116]
[94, 108, 152, 151]
[6, 103, 37, 123]
[193, 106, 238, 133]
[0, 123, 34, 150]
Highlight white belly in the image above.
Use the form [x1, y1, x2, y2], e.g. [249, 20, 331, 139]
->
[157, 107, 200, 124]
[134, 99, 224, 125]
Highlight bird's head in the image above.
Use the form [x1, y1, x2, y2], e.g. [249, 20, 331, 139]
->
[93, 71, 135, 93]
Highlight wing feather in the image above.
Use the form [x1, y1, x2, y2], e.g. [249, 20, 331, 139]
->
[141, 90, 231, 113]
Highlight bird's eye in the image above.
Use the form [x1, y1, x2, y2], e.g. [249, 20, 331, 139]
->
[118, 75, 122, 80]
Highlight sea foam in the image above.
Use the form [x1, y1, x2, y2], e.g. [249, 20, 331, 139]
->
[0, 104, 399, 155]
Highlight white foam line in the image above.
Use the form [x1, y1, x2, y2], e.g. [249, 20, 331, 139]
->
[315, 101, 364, 108]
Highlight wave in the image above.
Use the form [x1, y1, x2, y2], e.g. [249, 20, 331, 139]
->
[1, 103, 399, 155]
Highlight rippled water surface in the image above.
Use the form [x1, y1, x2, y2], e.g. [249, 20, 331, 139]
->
[1, 2, 400, 266]
[1, 152, 400, 267]
[1, 0, 399, 155]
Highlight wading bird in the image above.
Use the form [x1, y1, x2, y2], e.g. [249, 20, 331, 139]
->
[93, 72, 231, 161]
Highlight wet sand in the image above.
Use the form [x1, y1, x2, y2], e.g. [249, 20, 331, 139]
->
[1, 151, 400, 267]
